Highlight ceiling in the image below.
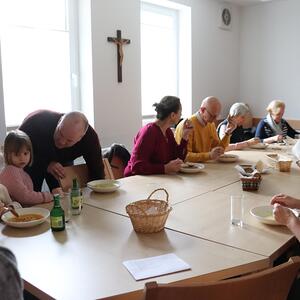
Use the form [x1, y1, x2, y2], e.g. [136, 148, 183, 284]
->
[222, 0, 273, 6]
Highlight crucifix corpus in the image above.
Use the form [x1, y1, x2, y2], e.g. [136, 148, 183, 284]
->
[107, 30, 131, 83]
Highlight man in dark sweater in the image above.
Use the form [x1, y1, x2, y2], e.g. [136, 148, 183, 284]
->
[19, 110, 104, 192]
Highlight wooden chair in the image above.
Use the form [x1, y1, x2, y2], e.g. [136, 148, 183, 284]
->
[59, 158, 114, 192]
[143, 256, 300, 300]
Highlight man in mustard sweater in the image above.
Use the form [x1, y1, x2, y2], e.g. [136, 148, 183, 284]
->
[175, 96, 235, 162]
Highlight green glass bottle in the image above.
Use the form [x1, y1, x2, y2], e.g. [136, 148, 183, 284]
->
[71, 178, 82, 215]
[50, 194, 65, 231]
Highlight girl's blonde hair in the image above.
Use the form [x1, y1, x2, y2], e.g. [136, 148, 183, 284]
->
[266, 100, 285, 115]
[4, 130, 33, 166]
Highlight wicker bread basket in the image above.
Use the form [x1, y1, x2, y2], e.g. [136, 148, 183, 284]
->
[266, 153, 292, 172]
[126, 188, 172, 233]
[240, 174, 262, 191]
[277, 160, 292, 172]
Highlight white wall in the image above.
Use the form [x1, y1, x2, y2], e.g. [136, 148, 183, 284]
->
[0, 0, 241, 149]
[86, 0, 241, 150]
[189, 0, 240, 116]
[240, 0, 300, 118]
[89, 0, 142, 150]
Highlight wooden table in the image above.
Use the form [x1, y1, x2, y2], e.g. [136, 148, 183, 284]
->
[166, 183, 296, 262]
[0, 205, 268, 300]
[163, 149, 299, 261]
[83, 160, 243, 215]
[1, 146, 299, 299]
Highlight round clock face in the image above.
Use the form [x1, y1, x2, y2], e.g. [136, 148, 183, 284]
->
[222, 8, 231, 26]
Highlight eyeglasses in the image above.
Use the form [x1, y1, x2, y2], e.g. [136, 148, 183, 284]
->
[205, 108, 218, 120]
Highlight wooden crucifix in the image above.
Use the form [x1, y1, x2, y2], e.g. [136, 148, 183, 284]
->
[107, 30, 131, 83]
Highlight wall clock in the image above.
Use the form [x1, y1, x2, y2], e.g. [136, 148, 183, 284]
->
[219, 6, 232, 30]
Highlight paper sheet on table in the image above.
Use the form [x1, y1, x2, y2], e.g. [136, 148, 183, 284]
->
[123, 253, 191, 281]
[292, 140, 300, 160]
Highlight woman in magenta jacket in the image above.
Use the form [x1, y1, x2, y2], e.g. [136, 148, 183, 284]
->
[125, 96, 192, 176]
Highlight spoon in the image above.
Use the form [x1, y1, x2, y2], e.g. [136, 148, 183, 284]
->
[5, 205, 19, 217]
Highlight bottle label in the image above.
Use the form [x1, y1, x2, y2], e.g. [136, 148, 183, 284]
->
[51, 216, 64, 228]
[71, 196, 82, 209]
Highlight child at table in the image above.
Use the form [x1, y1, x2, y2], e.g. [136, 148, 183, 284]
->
[0, 130, 54, 206]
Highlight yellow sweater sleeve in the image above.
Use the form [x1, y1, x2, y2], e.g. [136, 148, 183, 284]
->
[175, 117, 231, 162]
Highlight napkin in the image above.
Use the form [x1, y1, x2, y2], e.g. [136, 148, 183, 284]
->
[292, 140, 300, 160]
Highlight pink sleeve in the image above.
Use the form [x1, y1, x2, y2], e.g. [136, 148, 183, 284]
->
[0, 167, 52, 206]
[130, 126, 165, 175]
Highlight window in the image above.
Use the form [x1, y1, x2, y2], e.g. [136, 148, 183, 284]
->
[0, 0, 79, 127]
[141, 1, 191, 119]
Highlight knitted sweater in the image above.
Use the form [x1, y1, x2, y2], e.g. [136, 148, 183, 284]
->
[125, 123, 187, 176]
[19, 110, 104, 191]
[0, 165, 52, 206]
[175, 114, 230, 162]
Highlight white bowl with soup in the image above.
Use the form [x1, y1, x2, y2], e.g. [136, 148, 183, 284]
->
[87, 179, 121, 193]
[1, 207, 50, 228]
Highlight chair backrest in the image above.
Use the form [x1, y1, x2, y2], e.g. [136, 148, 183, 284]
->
[59, 158, 114, 192]
[143, 256, 300, 300]
[103, 157, 114, 180]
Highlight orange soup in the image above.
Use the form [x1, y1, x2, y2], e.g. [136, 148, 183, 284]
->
[9, 214, 44, 222]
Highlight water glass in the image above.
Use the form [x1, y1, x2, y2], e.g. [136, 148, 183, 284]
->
[230, 195, 244, 226]
[60, 192, 71, 222]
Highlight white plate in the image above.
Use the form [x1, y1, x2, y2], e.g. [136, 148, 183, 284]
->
[250, 143, 268, 149]
[1, 207, 50, 228]
[250, 205, 279, 225]
[218, 154, 239, 163]
[180, 162, 205, 174]
[87, 179, 121, 193]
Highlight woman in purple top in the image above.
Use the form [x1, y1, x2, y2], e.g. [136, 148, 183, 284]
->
[125, 96, 192, 176]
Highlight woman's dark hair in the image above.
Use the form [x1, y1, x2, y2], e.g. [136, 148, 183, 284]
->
[153, 96, 181, 121]
[4, 130, 33, 166]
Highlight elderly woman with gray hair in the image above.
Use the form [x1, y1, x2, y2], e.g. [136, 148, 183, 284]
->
[217, 103, 259, 150]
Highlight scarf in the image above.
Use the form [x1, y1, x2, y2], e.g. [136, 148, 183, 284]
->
[266, 113, 283, 135]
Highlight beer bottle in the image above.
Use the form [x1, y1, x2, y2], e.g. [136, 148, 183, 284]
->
[50, 194, 65, 231]
[71, 178, 82, 215]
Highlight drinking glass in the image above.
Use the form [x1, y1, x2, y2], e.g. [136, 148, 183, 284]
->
[230, 195, 244, 226]
[60, 192, 71, 222]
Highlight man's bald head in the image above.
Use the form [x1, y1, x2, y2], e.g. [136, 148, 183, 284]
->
[200, 96, 221, 111]
[54, 111, 89, 149]
[199, 96, 221, 125]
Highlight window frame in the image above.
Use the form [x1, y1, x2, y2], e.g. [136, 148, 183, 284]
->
[0, 0, 80, 128]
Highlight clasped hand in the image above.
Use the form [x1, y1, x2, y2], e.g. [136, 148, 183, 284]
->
[210, 146, 224, 160]
[182, 119, 193, 141]
[165, 158, 183, 174]
[271, 194, 298, 225]
[225, 115, 237, 135]
[47, 161, 65, 180]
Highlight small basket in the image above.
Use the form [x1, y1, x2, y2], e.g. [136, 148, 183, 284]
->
[126, 188, 172, 233]
[266, 153, 292, 172]
[240, 174, 262, 191]
[278, 160, 292, 172]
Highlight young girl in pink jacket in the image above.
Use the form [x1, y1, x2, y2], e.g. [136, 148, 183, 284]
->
[0, 130, 53, 206]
